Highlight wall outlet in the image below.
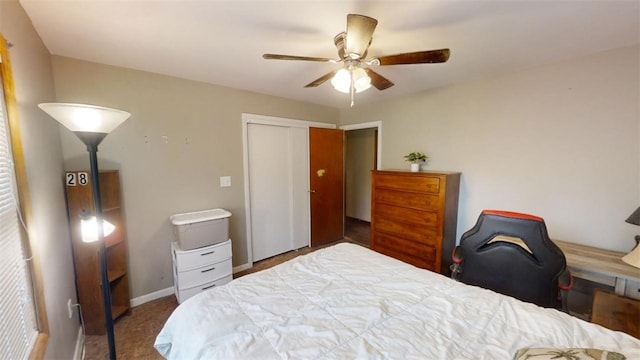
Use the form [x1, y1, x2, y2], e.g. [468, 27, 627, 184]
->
[219, 176, 231, 188]
[67, 299, 73, 319]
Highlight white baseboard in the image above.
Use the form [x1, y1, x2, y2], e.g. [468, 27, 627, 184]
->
[73, 325, 84, 360]
[233, 263, 251, 273]
[130, 287, 174, 307]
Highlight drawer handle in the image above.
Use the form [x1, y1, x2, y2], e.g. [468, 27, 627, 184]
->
[201, 267, 216, 273]
[201, 251, 215, 256]
[202, 284, 216, 290]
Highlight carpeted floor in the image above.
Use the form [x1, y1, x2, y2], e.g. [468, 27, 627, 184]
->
[84, 222, 370, 359]
[84, 295, 177, 360]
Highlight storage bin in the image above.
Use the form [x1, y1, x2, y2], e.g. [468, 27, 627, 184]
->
[170, 208, 231, 250]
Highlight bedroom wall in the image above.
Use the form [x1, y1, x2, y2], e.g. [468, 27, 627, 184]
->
[51, 55, 339, 299]
[339, 45, 640, 253]
[1, 0, 80, 358]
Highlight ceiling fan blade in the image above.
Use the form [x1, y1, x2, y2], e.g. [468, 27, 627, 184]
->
[364, 68, 394, 90]
[345, 14, 378, 59]
[263, 54, 337, 63]
[377, 49, 450, 65]
[304, 70, 338, 88]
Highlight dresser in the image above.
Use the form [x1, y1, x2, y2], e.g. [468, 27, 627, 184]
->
[172, 240, 233, 303]
[371, 170, 461, 274]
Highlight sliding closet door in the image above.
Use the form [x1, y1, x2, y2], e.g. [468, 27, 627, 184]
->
[247, 123, 309, 262]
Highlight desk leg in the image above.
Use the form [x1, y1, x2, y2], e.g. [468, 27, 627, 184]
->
[614, 278, 626, 296]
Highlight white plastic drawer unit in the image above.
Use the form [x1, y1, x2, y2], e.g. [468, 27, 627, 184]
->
[172, 239, 233, 303]
[173, 239, 232, 270]
[170, 208, 232, 250]
[176, 275, 233, 304]
[177, 258, 232, 289]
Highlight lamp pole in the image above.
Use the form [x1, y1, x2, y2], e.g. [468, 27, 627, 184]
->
[87, 143, 117, 360]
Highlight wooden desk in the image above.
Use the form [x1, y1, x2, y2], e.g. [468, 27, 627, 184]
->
[591, 289, 640, 338]
[555, 240, 640, 298]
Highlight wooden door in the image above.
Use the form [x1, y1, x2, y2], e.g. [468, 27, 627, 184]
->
[309, 127, 344, 247]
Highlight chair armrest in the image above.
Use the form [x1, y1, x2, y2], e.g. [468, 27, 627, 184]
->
[450, 246, 464, 280]
[452, 246, 463, 264]
[558, 269, 573, 291]
[557, 269, 573, 312]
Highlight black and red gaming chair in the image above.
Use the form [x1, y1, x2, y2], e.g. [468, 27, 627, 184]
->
[451, 210, 572, 309]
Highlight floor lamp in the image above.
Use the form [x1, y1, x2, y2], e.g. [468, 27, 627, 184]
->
[39, 103, 130, 360]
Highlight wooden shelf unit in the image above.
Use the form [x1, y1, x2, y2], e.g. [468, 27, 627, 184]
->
[65, 170, 130, 335]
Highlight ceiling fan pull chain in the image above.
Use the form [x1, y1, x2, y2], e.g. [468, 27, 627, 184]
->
[349, 69, 355, 107]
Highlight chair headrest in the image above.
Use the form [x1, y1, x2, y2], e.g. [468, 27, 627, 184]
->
[482, 210, 543, 222]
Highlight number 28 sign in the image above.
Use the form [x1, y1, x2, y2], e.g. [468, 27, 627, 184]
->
[66, 172, 89, 186]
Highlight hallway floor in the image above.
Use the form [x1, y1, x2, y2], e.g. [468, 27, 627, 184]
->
[344, 216, 370, 247]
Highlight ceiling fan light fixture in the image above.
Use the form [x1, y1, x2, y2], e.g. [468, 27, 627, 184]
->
[331, 67, 371, 94]
[352, 67, 371, 91]
[331, 68, 351, 93]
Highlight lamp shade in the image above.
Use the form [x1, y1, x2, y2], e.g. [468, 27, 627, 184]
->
[38, 103, 130, 134]
[626, 206, 640, 226]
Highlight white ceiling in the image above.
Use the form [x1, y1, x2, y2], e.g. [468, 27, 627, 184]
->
[19, 1, 640, 109]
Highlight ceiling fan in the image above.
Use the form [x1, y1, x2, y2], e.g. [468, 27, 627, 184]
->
[263, 14, 450, 106]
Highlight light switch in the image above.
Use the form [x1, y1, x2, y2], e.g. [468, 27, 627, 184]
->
[219, 176, 231, 188]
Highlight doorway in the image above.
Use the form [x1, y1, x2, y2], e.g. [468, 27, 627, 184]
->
[341, 121, 382, 248]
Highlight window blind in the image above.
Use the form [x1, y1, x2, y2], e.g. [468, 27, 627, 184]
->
[0, 66, 38, 359]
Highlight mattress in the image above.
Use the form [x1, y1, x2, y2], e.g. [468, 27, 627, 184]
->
[155, 243, 640, 359]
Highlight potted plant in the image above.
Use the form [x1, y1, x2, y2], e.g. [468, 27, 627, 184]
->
[404, 151, 428, 172]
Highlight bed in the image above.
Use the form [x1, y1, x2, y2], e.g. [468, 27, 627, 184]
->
[154, 243, 640, 359]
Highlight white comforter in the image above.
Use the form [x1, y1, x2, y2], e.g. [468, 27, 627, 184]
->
[155, 243, 640, 359]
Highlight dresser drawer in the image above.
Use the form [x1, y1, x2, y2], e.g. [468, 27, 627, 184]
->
[374, 203, 438, 227]
[172, 240, 232, 271]
[373, 240, 437, 271]
[375, 174, 440, 193]
[373, 231, 437, 265]
[375, 189, 440, 211]
[176, 274, 233, 303]
[373, 216, 439, 245]
[175, 258, 232, 290]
